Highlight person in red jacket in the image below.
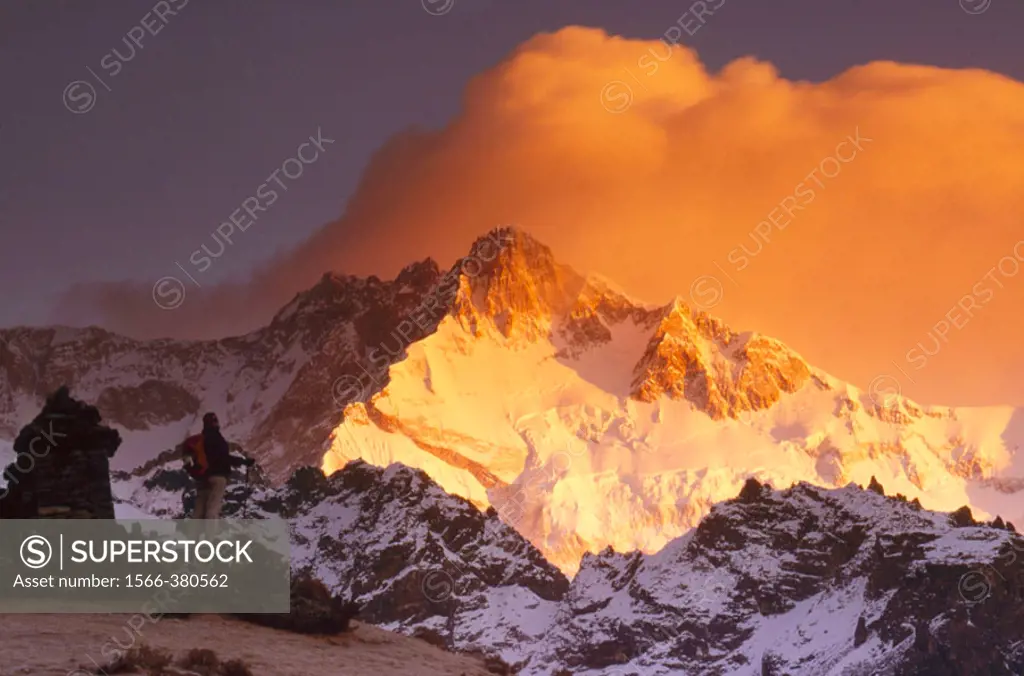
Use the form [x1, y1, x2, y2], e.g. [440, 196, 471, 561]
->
[189, 412, 253, 519]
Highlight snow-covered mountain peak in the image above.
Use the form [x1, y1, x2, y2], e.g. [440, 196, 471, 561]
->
[451, 226, 587, 342]
[466, 225, 556, 273]
[3, 227, 1023, 587]
[630, 297, 815, 420]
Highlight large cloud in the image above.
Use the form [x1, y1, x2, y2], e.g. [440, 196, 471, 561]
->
[57, 27, 1024, 406]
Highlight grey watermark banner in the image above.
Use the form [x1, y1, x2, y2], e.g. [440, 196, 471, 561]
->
[0, 519, 290, 613]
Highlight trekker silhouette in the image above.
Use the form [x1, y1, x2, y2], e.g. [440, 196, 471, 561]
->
[183, 412, 253, 520]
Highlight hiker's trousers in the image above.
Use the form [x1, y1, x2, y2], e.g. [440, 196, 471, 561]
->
[193, 476, 228, 519]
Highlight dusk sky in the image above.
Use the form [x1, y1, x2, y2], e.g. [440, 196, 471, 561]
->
[3, 0, 1024, 406]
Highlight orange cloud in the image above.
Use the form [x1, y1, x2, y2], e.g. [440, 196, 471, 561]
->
[60, 26, 1024, 406]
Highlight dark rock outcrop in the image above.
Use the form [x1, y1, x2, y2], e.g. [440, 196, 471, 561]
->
[854, 615, 869, 647]
[948, 505, 976, 528]
[0, 386, 121, 518]
[237, 575, 359, 635]
[738, 476, 766, 502]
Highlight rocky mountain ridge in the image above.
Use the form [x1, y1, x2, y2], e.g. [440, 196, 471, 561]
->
[110, 452, 1024, 676]
[0, 227, 831, 463]
[2, 227, 1023, 577]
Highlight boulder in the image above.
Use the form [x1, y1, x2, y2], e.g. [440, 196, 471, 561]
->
[236, 575, 360, 635]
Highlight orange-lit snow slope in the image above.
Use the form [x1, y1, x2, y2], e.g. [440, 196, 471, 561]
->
[322, 230, 1024, 576]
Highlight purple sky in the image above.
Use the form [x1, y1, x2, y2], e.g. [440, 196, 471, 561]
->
[1, 0, 1022, 329]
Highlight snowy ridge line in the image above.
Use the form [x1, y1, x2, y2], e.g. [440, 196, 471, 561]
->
[532, 477, 1024, 675]
[328, 227, 518, 407]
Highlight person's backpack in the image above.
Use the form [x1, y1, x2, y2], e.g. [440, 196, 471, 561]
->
[181, 434, 209, 478]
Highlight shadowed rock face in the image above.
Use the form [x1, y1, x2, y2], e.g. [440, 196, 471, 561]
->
[0, 386, 122, 519]
[118, 455, 571, 664]
[96, 380, 200, 430]
[266, 461, 570, 623]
